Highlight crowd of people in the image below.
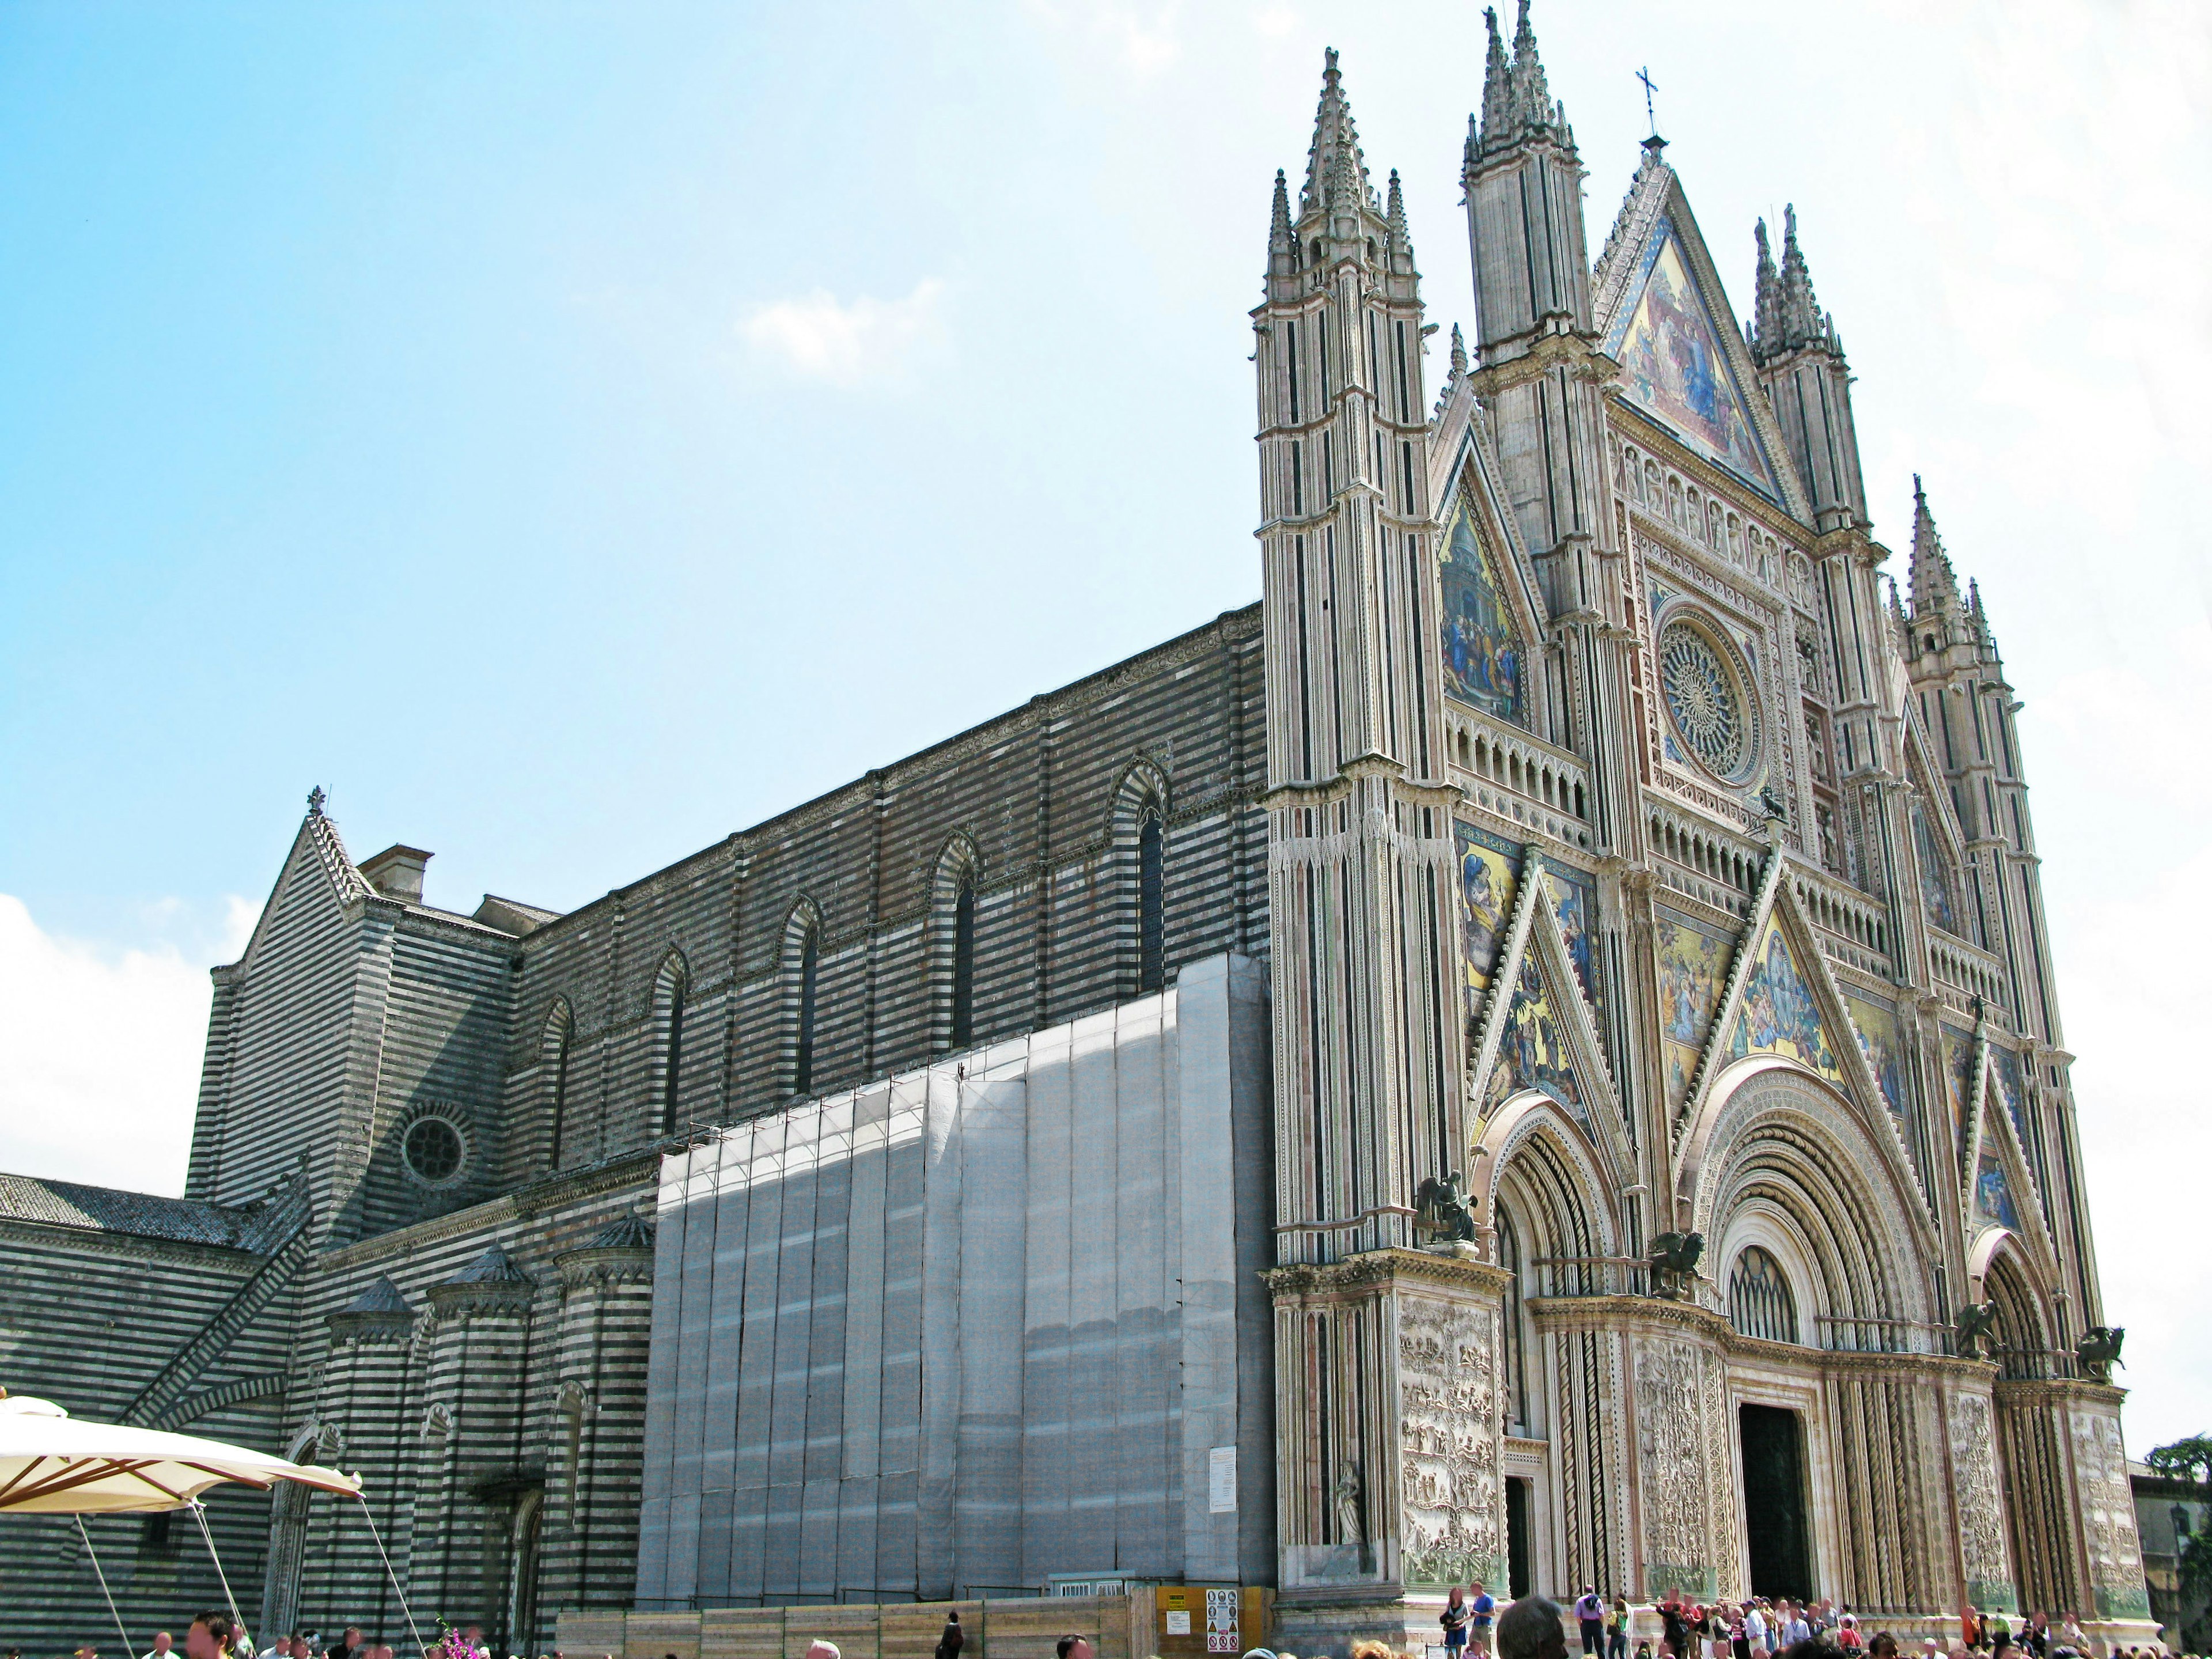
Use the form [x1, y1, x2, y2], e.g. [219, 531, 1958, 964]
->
[39, 1592, 2188, 1659]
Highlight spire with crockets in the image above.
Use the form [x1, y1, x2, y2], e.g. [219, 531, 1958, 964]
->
[1299, 47, 1374, 219]
[1472, 0, 1564, 156]
[1745, 203, 1866, 535]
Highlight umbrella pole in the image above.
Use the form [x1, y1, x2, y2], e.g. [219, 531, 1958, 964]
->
[351, 1493, 429, 1659]
[189, 1499, 250, 1652]
[74, 1514, 136, 1658]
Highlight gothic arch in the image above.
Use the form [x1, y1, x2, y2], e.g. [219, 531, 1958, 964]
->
[541, 997, 575, 1171]
[1977, 1241, 2056, 1379]
[649, 950, 689, 1138]
[1108, 759, 1172, 995]
[1475, 1091, 1620, 1285]
[1682, 1059, 1938, 1347]
[930, 835, 983, 1053]
[781, 898, 826, 1097]
[1477, 1092, 1618, 1437]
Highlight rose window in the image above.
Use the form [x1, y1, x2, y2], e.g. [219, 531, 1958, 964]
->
[1660, 620, 1747, 774]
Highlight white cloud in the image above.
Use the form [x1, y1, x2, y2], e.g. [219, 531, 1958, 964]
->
[738, 279, 948, 387]
[1018, 0, 1184, 74]
[0, 894, 255, 1198]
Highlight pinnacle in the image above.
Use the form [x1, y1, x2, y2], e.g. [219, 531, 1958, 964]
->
[1270, 168, 1291, 247]
[1753, 204, 1830, 361]
[1474, 0, 1563, 157]
[1450, 322, 1468, 373]
[1385, 167, 1413, 260]
[1778, 204, 1824, 344]
[1908, 473, 1963, 619]
[1301, 47, 1373, 218]
[1751, 219, 1783, 364]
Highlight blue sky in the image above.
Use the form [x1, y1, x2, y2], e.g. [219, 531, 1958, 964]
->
[2, 1, 2206, 1445]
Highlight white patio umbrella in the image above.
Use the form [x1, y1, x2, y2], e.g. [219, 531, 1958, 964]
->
[0, 1392, 420, 1659]
[0, 1391, 361, 1513]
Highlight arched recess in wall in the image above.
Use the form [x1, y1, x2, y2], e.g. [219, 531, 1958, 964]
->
[782, 899, 825, 1097]
[1682, 1058, 1938, 1353]
[1109, 759, 1172, 997]
[650, 951, 688, 1138]
[1972, 1233, 2056, 1381]
[1475, 1093, 1618, 1438]
[259, 1421, 327, 1635]
[542, 998, 575, 1172]
[931, 835, 983, 1054]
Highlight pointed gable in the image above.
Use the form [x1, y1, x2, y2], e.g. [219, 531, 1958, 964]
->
[1725, 917, 1846, 1084]
[1607, 214, 1782, 499]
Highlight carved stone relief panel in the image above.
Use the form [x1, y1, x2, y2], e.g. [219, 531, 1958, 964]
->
[1948, 1389, 2018, 1611]
[1634, 1334, 1716, 1596]
[1397, 1290, 1505, 1586]
[2070, 1406, 2150, 1619]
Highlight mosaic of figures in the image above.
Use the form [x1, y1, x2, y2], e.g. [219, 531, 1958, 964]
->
[1912, 798, 1960, 938]
[1485, 952, 1589, 1128]
[1842, 990, 1910, 1123]
[1975, 1149, 2021, 1233]
[1656, 906, 1734, 1111]
[1941, 1025, 1978, 1143]
[1609, 217, 1777, 496]
[1458, 821, 1520, 997]
[1727, 921, 1844, 1084]
[1440, 498, 1527, 728]
[1543, 859, 1600, 1028]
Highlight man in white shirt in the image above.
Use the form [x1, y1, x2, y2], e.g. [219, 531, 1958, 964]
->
[143, 1637, 175, 1659]
[1781, 1607, 1812, 1648]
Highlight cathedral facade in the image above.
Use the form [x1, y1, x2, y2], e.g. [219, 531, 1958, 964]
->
[0, 8, 2152, 1654]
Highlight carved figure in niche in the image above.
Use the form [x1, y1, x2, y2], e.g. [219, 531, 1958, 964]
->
[1416, 1171, 1478, 1245]
[1955, 1301, 2000, 1361]
[1649, 1230, 1705, 1300]
[2076, 1325, 2126, 1382]
[1335, 1461, 1369, 1568]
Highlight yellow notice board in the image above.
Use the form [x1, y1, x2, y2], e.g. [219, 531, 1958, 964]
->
[1154, 1588, 1270, 1658]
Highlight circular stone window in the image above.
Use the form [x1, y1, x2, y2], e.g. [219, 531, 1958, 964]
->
[403, 1116, 466, 1185]
[1660, 618, 1754, 778]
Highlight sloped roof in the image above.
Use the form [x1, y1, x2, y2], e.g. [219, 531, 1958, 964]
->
[445, 1243, 531, 1285]
[0, 1173, 266, 1249]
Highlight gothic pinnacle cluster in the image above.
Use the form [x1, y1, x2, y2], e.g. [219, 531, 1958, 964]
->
[1472, 0, 1568, 157]
[1751, 204, 1838, 364]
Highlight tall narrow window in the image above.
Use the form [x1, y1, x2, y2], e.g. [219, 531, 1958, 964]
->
[1138, 810, 1165, 993]
[794, 926, 820, 1096]
[660, 978, 685, 1137]
[949, 876, 976, 1050]
[544, 1001, 574, 1171]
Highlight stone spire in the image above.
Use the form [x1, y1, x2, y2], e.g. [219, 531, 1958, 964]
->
[1473, 0, 1565, 156]
[1510, 0, 1554, 131]
[1385, 168, 1413, 262]
[1449, 321, 1468, 373]
[1752, 204, 1832, 363]
[1752, 218, 1785, 363]
[1778, 205, 1824, 344]
[1908, 474, 1963, 618]
[1300, 48, 1373, 217]
[1269, 167, 1292, 260]
[1478, 7, 1513, 143]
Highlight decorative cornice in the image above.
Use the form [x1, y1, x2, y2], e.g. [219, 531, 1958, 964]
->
[1267, 1245, 1512, 1300]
